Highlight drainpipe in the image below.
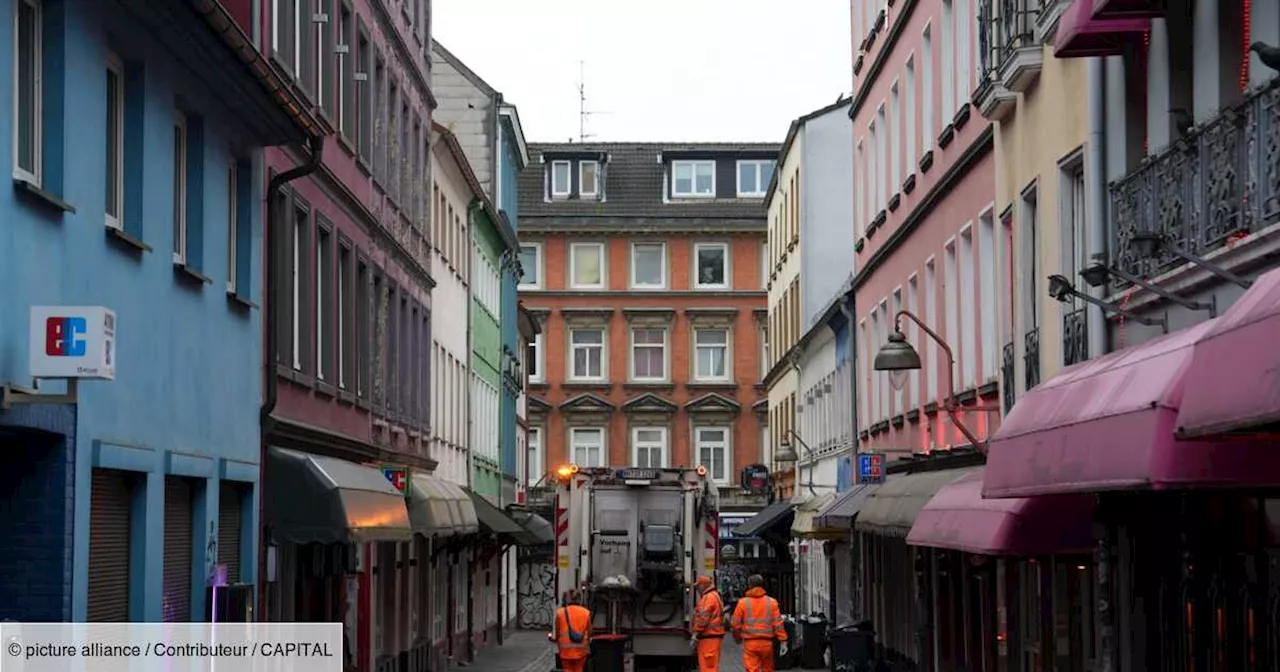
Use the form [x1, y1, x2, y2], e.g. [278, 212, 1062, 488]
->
[258, 133, 325, 620]
[1086, 56, 1117, 672]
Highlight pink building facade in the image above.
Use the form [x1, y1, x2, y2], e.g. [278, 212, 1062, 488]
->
[850, 0, 1000, 458]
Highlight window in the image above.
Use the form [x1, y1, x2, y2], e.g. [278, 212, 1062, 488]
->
[694, 329, 728, 381]
[316, 224, 332, 381]
[226, 163, 238, 292]
[13, 0, 42, 185]
[760, 241, 767, 289]
[356, 28, 371, 158]
[907, 275, 920, 404]
[736, 160, 775, 197]
[925, 258, 939, 401]
[630, 328, 667, 381]
[693, 243, 728, 289]
[527, 427, 542, 485]
[672, 160, 714, 197]
[339, 243, 353, 389]
[570, 329, 604, 380]
[518, 243, 542, 289]
[291, 206, 310, 371]
[316, 0, 332, 114]
[875, 106, 888, 208]
[569, 242, 605, 289]
[526, 333, 543, 383]
[905, 57, 917, 165]
[922, 25, 935, 147]
[979, 211, 998, 381]
[338, 4, 353, 138]
[867, 122, 879, 214]
[855, 142, 865, 235]
[890, 82, 901, 191]
[695, 428, 729, 483]
[632, 428, 668, 468]
[955, 0, 971, 102]
[579, 160, 599, 197]
[941, 1, 955, 115]
[960, 226, 976, 387]
[356, 259, 368, 396]
[105, 53, 125, 229]
[760, 326, 769, 378]
[858, 320, 869, 423]
[172, 112, 189, 265]
[571, 428, 604, 467]
[944, 242, 960, 396]
[551, 160, 571, 197]
[631, 242, 666, 288]
[1021, 185, 1040, 332]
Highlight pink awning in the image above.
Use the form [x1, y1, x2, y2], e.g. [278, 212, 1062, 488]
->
[983, 321, 1280, 498]
[1054, 0, 1149, 58]
[1091, 0, 1164, 20]
[908, 469, 1095, 556]
[1177, 267, 1280, 438]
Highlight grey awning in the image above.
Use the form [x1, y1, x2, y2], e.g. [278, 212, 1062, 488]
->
[791, 492, 839, 539]
[732, 501, 795, 538]
[265, 447, 412, 544]
[409, 473, 464, 538]
[855, 468, 979, 537]
[468, 490, 526, 539]
[815, 483, 880, 530]
[509, 509, 555, 546]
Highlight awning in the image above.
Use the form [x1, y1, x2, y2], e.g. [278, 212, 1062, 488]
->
[1090, 0, 1164, 21]
[732, 501, 795, 538]
[264, 447, 412, 544]
[1177, 267, 1280, 438]
[815, 483, 880, 530]
[1053, 0, 1149, 58]
[408, 473, 462, 538]
[509, 509, 555, 546]
[906, 468, 1096, 556]
[856, 469, 977, 537]
[467, 490, 526, 540]
[790, 493, 839, 540]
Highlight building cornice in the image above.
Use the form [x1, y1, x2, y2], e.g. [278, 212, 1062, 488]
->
[522, 290, 766, 299]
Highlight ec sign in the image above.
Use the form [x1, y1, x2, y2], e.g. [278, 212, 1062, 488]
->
[382, 465, 411, 499]
[29, 306, 116, 380]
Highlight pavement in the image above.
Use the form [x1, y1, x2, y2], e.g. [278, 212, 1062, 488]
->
[446, 631, 558, 672]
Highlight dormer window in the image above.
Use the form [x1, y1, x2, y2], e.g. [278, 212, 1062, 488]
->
[737, 160, 776, 197]
[672, 160, 715, 198]
[579, 161, 599, 197]
[551, 160, 571, 197]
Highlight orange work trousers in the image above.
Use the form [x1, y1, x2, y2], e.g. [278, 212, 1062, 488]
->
[560, 654, 587, 672]
[741, 638, 776, 672]
[696, 636, 723, 672]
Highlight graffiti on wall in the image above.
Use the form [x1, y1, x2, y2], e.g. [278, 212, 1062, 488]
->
[517, 561, 556, 630]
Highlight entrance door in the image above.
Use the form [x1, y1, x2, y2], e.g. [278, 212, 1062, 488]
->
[163, 476, 194, 622]
[218, 483, 244, 583]
[87, 468, 132, 621]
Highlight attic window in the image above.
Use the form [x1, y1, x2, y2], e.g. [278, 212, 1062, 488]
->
[672, 160, 714, 197]
[580, 161, 599, 197]
[737, 160, 776, 197]
[551, 160, 571, 197]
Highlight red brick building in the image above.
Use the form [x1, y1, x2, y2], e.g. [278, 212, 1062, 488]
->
[516, 143, 776, 495]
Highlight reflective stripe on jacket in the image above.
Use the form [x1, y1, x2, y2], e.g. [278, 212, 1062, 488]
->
[692, 589, 726, 637]
[729, 589, 786, 641]
[554, 605, 592, 650]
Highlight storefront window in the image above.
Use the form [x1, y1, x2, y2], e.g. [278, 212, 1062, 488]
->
[1018, 560, 1042, 672]
[1065, 559, 1096, 672]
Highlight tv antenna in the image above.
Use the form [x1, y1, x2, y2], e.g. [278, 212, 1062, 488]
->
[576, 61, 606, 142]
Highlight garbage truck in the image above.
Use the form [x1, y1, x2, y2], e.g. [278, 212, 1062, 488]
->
[551, 464, 720, 672]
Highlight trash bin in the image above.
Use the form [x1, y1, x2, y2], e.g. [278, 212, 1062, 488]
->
[588, 635, 627, 672]
[775, 617, 800, 669]
[799, 615, 829, 669]
[828, 625, 875, 672]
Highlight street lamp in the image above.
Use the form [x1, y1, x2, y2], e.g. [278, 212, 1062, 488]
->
[872, 310, 999, 452]
[773, 429, 818, 496]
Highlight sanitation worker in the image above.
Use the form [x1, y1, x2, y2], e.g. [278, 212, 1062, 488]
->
[690, 575, 726, 671]
[729, 574, 788, 672]
[548, 589, 592, 672]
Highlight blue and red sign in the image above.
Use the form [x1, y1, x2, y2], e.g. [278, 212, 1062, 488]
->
[45, 316, 88, 357]
[382, 465, 410, 499]
[857, 452, 886, 484]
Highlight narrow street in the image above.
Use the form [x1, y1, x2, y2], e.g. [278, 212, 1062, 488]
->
[447, 631, 558, 672]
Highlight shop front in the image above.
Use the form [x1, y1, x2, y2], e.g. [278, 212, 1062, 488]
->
[791, 493, 839, 617]
[730, 502, 798, 613]
[466, 490, 533, 650]
[814, 483, 880, 626]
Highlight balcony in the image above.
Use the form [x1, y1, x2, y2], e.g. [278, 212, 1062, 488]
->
[1110, 78, 1280, 290]
[1001, 341, 1016, 414]
[1063, 308, 1088, 366]
[1024, 327, 1041, 389]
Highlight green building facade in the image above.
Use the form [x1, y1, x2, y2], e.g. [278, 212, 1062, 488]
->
[469, 201, 513, 502]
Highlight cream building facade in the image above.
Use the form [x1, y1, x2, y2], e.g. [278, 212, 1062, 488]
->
[764, 128, 803, 497]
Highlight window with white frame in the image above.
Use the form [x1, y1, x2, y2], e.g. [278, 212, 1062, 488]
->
[527, 427, 543, 485]
[695, 427, 729, 483]
[672, 160, 714, 197]
[631, 328, 667, 381]
[941, 0, 955, 115]
[759, 241, 768, 289]
[172, 112, 189, 264]
[571, 428, 605, 467]
[13, 0, 41, 186]
[960, 227, 976, 387]
[526, 333, 543, 383]
[905, 56, 918, 167]
[632, 427, 668, 468]
[922, 25, 935, 147]
[694, 329, 729, 381]
[551, 160, 571, 197]
[570, 328, 605, 380]
[890, 82, 901, 191]
[105, 52, 125, 229]
[227, 163, 239, 292]
[579, 160, 599, 197]
[693, 243, 728, 289]
[760, 326, 769, 379]
[570, 242, 605, 289]
[867, 123, 879, 214]
[736, 160, 775, 197]
[925, 258, 939, 401]
[518, 243, 542, 290]
[875, 105, 888, 208]
[631, 242, 666, 288]
[979, 211, 998, 381]
[858, 319, 869, 423]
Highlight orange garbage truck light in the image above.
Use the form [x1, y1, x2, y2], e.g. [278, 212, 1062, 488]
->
[556, 464, 577, 480]
[695, 465, 708, 477]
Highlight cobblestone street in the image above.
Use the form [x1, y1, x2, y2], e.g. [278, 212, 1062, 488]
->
[447, 631, 558, 672]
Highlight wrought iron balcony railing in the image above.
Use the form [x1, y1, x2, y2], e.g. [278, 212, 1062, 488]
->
[1024, 327, 1041, 390]
[978, 0, 1040, 76]
[1063, 308, 1089, 366]
[1110, 77, 1280, 289]
[1002, 341, 1016, 414]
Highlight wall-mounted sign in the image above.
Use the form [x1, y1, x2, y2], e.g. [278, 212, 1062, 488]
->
[857, 452, 886, 484]
[719, 514, 760, 541]
[381, 465, 411, 498]
[29, 306, 116, 380]
[741, 464, 770, 492]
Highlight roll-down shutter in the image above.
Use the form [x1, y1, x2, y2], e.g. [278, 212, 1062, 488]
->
[163, 476, 193, 622]
[218, 483, 244, 584]
[87, 468, 132, 622]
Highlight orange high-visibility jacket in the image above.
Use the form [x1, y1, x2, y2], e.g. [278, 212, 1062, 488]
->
[692, 588, 726, 637]
[553, 605, 593, 659]
[730, 587, 787, 641]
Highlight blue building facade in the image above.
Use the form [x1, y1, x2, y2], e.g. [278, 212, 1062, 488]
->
[497, 106, 528, 506]
[0, 0, 318, 622]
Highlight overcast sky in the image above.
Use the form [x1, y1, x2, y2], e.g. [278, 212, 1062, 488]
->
[431, 0, 852, 144]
